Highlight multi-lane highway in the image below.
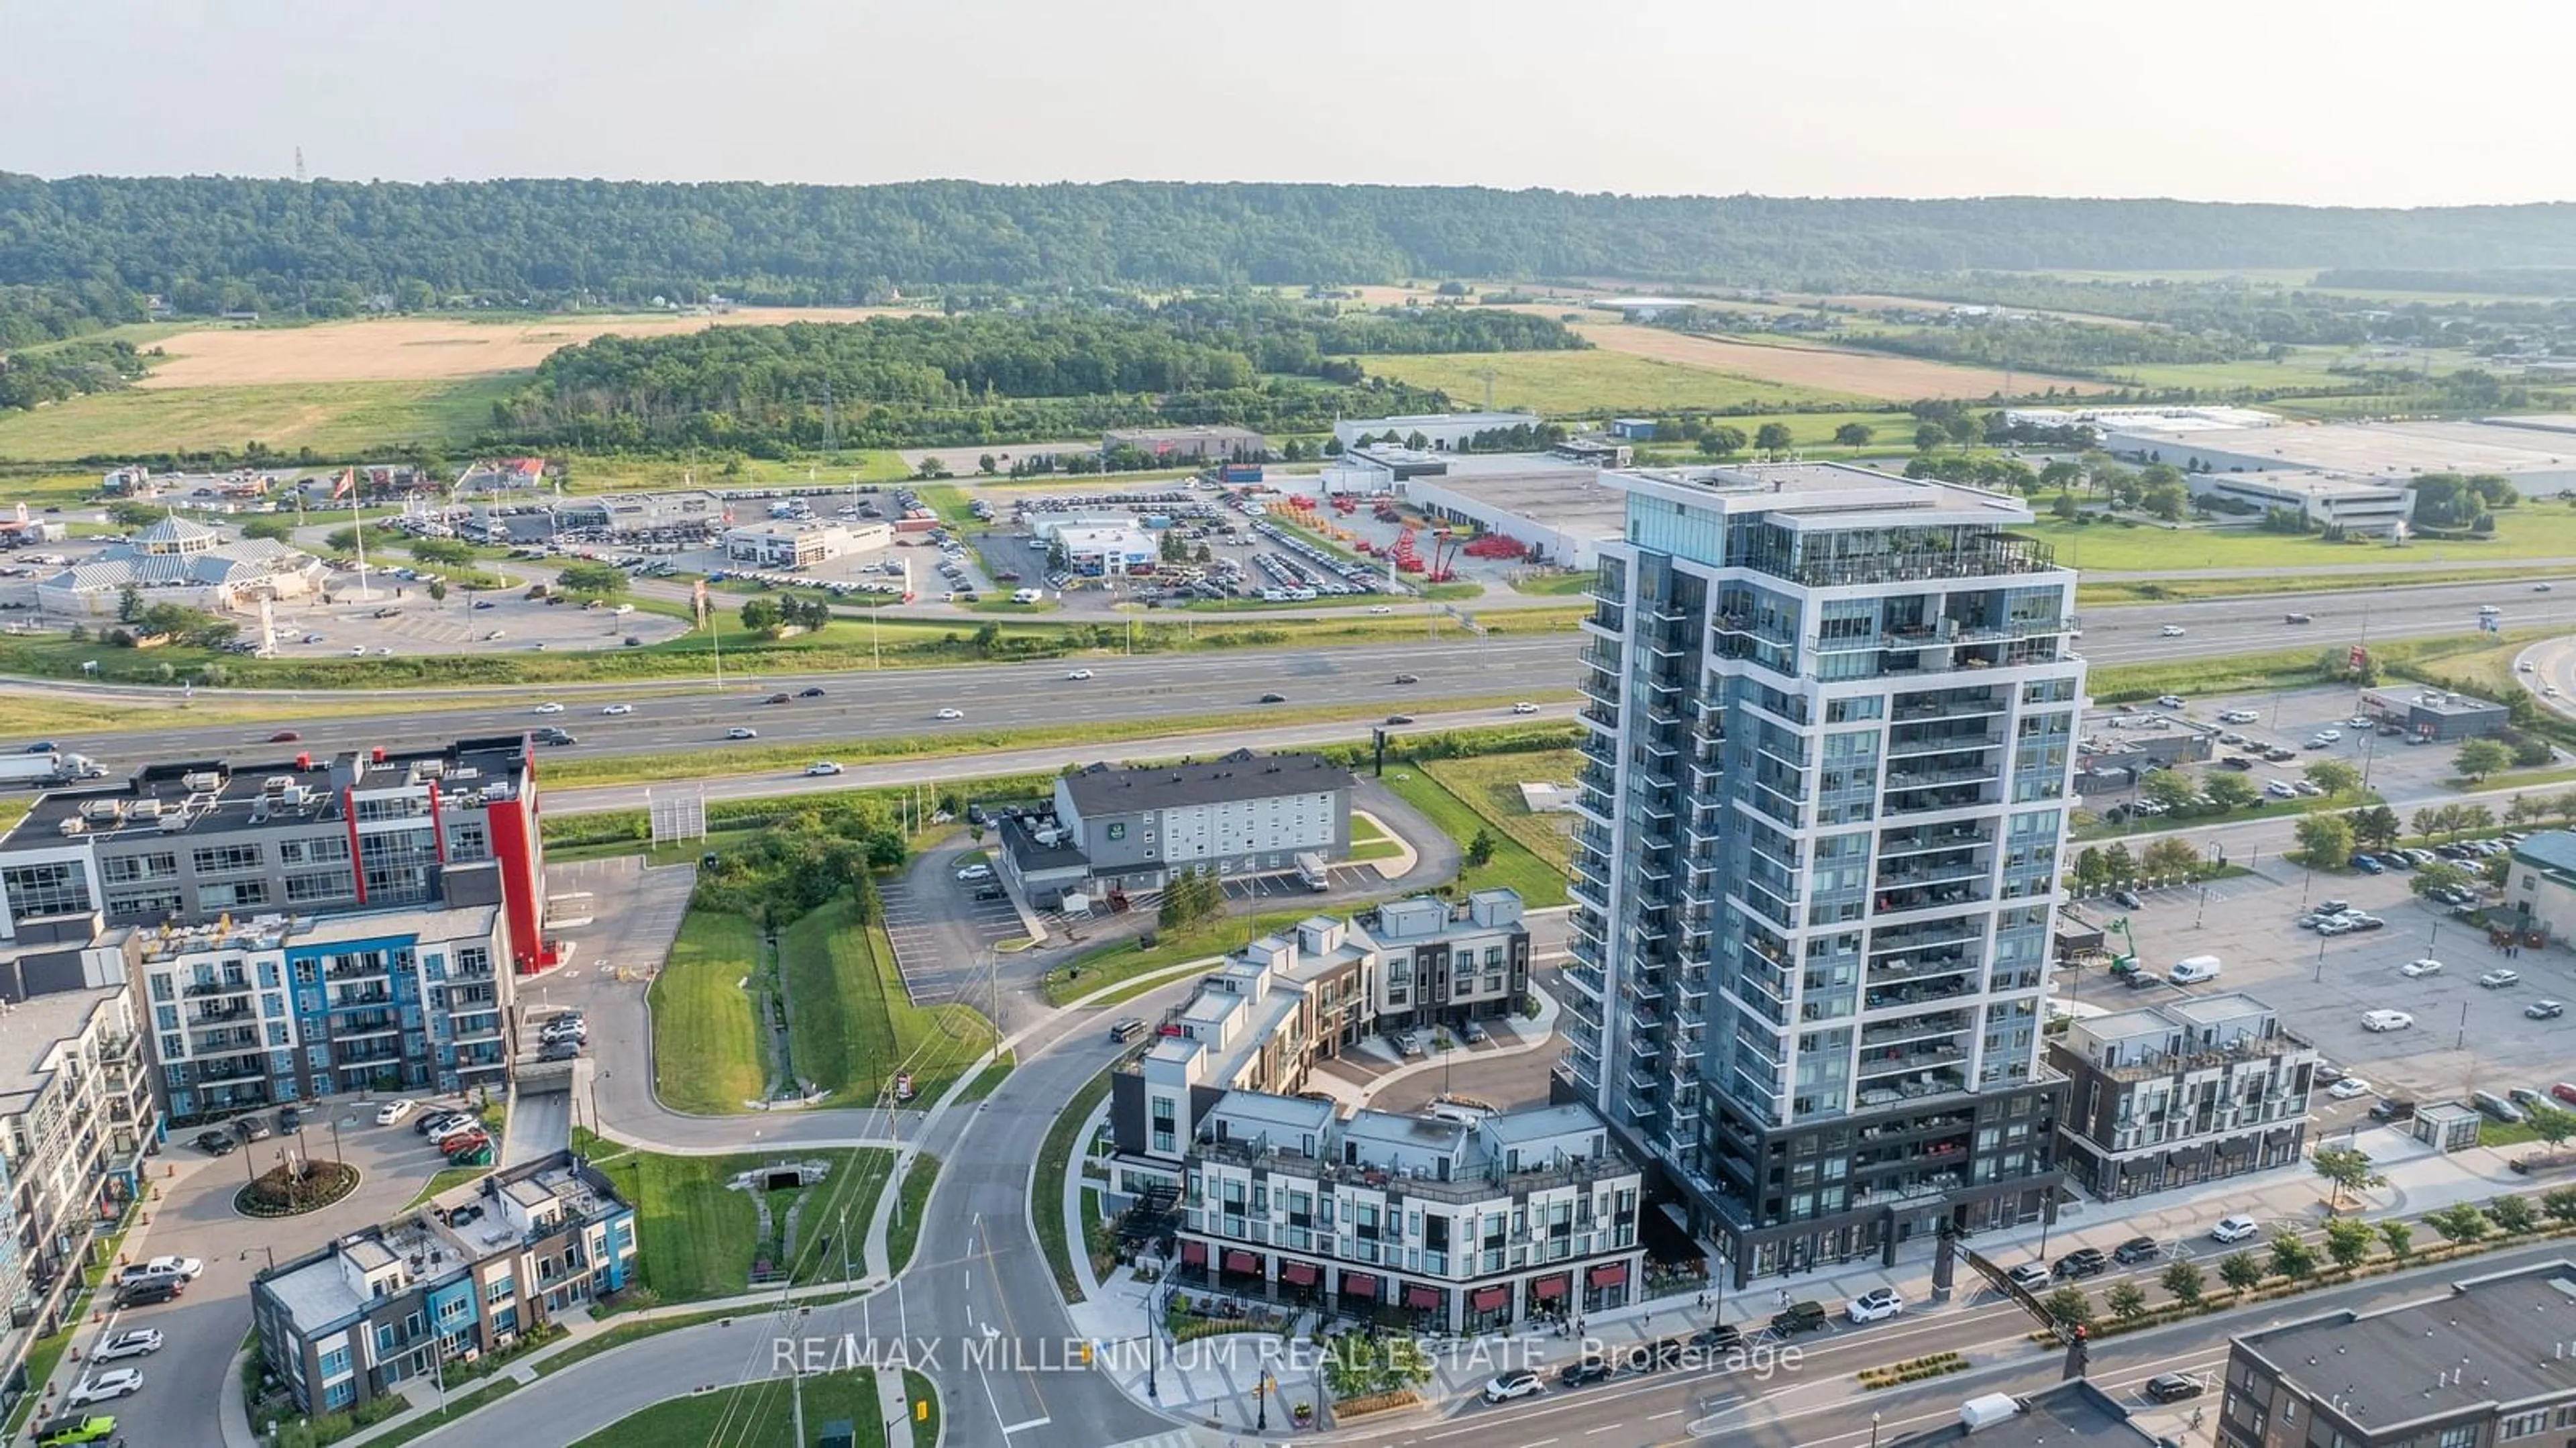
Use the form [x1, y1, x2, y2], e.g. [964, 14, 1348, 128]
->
[19, 575, 2565, 774]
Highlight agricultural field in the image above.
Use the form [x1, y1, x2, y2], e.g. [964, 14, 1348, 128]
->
[0, 376, 519, 462]
[2026, 509, 2576, 573]
[1570, 321, 2109, 401]
[1359, 347, 1867, 415]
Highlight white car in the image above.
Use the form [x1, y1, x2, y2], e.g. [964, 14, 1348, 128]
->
[2155, 694, 2186, 709]
[934, 708, 964, 721]
[2399, 958, 2443, 978]
[2361, 1009, 2416, 1033]
[600, 703, 633, 716]
[2326, 1078, 2372, 1100]
[1065, 669, 1094, 680]
[2209, 1215, 2262, 1244]
[1368, 605, 1394, 615]
[955, 864, 994, 883]
[533, 703, 564, 715]
[136, 1254, 203, 1281]
[727, 727, 759, 740]
[2479, 968, 2521, 989]
[2318, 728, 2343, 741]
[2006, 1262, 2052, 1292]
[1511, 701, 1541, 715]
[1483, 1370, 1544, 1403]
[1846, 1287, 1906, 1323]
[2160, 625, 2186, 637]
[806, 762, 843, 776]
[374, 1098, 417, 1125]
[93, 1329, 162, 1361]
[66, 1369, 143, 1407]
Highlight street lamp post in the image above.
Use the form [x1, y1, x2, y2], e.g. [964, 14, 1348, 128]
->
[1872, 1411, 1883, 1448]
[1144, 1277, 1159, 1400]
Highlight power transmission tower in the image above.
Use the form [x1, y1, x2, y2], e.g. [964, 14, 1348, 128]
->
[294, 147, 308, 183]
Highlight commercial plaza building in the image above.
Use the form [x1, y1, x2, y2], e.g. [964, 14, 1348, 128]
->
[1559, 462, 2084, 1287]
[2047, 993, 2318, 1201]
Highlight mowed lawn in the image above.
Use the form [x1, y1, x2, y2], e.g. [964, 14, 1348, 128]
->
[584, 1143, 892, 1302]
[1383, 762, 1569, 905]
[781, 892, 997, 1106]
[1359, 349, 1868, 414]
[0, 376, 520, 462]
[569, 1368, 898, 1448]
[648, 909, 766, 1115]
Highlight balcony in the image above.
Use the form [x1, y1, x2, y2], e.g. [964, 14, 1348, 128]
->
[1561, 963, 1606, 1000]
[1892, 691, 2007, 724]
[1857, 1044, 1966, 1081]
[1570, 876, 1610, 911]
[1864, 973, 1978, 1011]
[324, 961, 390, 982]
[1578, 670, 1623, 711]
[1860, 1013, 1972, 1051]
[187, 1001, 254, 1027]
[190, 1028, 264, 1056]
[335, 1014, 402, 1039]
[2094, 1029, 2316, 1084]
[1878, 823, 1994, 858]
[182, 977, 253, 999]
[1888, 725, 2004, 758]
[1882, 784, 1994, 819]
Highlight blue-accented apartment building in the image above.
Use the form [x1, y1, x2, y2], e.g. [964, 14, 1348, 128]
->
[251, 1150, 634, 1414]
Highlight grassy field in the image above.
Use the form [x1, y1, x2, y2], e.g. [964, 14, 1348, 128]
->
[566, 1366, 893, 1448]
[2023, 511, 2576, 573]
[2078, 566, 2553, 607]
[1381, 764, 1568, 905]
[1040, 904, 1322, 1005]
[1574, 323, 2097, 401]
[582, 1141, 892, 1302]
[1034, 1067, 1116, 1302]
[780, 892, 996, 1106]
[647, 909, 767, 1115]
[1419, 749, 1582, 884]
[883, 1153, 941, 1276]
[1360, 348, 1868, 414]
[0, 376, 521, 462]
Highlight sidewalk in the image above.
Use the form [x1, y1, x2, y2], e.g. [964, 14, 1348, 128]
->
[1298, 986, 1561, 1113]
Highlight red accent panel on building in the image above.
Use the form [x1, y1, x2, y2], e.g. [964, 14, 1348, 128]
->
[1587, 1262, 1628, 1288]
[427, 779, 447, 864]
[342, 788, 366, 906]
[483, 790, 549, 975]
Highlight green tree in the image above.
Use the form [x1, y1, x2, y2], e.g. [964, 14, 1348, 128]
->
[115, 582, 143, 623]
[2141, 479, 2189, 521]
[2540, 1187, 2576, 1225]
[2346, 804, 2401, 850]
[2311, 1145, 2381, 1212]
[2293, 813, 2355, 868]
[2322, 1217, 2375, 1271]
[739, 597, 784, 636]
[1944, 413, 1983, 446]
[2488, 1194, 2540, 1235]
[555, 561, 629, 598]
[2267, 1232, 2316, 1280]
[426, 580, 448, 603]
[2041, 1285, 2092, 1328]
[2106, 1282, 2148, 1321]
[2378, 1220, 2414, 1259]
[2454, 737, 2514, 782]
[2522, 1102, 2576, 1149]
[2142, 837, 2204, 880]
[1697, 426, 1747, 460]
[2424, 1203, 2490, 1245]
[2302, 759, 2361, 795]
[1913, 423, 1945, 452]
[237, 515, 298, 541]
[1832, 422, 1874, 448]
[1464, 829, 1496, 868]
[2140, 770, 2198, 813]
[2216, 1251, 2264, 1292]
[2100, 842, 2138, 885]
[2159, 1261, 2204, 1306]
[1754, 422, 1795, 457]
[2202, 772, 2259, 812]
[407, 537, 476, 567]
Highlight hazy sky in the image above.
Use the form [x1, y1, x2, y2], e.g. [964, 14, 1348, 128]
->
[9, 0, 2570, 206]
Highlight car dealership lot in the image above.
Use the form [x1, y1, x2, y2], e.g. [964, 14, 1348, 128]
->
[2098, 867, 2566, 1106]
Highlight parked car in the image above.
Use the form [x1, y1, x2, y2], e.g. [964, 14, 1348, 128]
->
[1483, 1370, 1544, 1403]
[233, 1115, 272, 1142]
[1846, 1287, 1906, 1323]
[2370, 1099, 2418, 1123]
[119, 1255, 202, 1284]
[2210, 1215, 2262, 1244]
[2328, 1078, 2372, 1100]
[2361, 1009, 2416, 1033]
[32, 1416, 119, 1447]
[194, 1129, 237, 1155]
[2110, 888, 2143, 911]
[2144, 1373, 2205, 1404]
[113, 1280, 179, 1308]
[2350, 854, 2384, 874]
[2480, 969, 2522, 989]
[2400, 958, 2444, 978]
[2112, 1236, 2161, 1265]
[1770, 1300, 1830, 1335]
[375, 1098, 416, 1126]
[2472, 1090, 2526, 1125]
[1691, 1323, 1744, 1353]
[2006, 1262, 2052, 1292]
[2551, 1081, 2576, 1106]
[538, 1040, 581, 1062]
[2530, 1000, 2568, 1021]
[1558, 1357, 1615, 1387]
[417, 1112, 474, 1139]
[2053, 1247, 2108, 1279]
[955, 864, 994, 883]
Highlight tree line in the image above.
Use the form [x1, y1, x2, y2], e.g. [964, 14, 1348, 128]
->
[9, 172, 2576, 342]
[485, 299, 1562, 452]
[0, 336, 150, 411]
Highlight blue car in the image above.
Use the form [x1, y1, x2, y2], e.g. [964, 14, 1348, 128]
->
[2349, 854, 2385, 874]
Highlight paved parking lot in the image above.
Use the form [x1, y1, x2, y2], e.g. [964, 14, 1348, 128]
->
[525, 859, 694, 1133]
[2090, 864, 2573, 1106]
[254, 584, 687, 660]
[1217, 864, 1376, 900]
[2095, 681, 2516, 815]
[881, 839, 1030, 1006]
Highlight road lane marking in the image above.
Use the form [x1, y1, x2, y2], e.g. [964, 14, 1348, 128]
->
[1583, 1425, 1624, 1435]
[1001, 1417, 1053, 1435]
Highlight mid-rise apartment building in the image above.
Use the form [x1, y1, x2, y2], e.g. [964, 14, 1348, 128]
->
[1006, 752, 1354, 902]
[0, 737, 553, 974]
[1561, 462, 2084, 1287]
[1109, 890, 1529, 1183]
[1174, 1091, 1644, 1335]
[2048, 992, 2316, 1200]
[135, 905, 512, 1122]
[2220, 1259, 2576, 1448]
[252, 1150, 637, 1415]
[0, 988, 157, 1420]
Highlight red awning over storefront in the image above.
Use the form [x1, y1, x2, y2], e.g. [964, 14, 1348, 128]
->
[1224, 1250, 1259, 1275]
[1342, 1272, 1378, 1300]
[1589, 1261, 1629, 1288]
[1405, 1284, 1442, 1310]
[1180, 1241, 1207, 1266]
[1531, 1274, 1568, 1301]
[1470, 1285, 1510, 1312]
[1280, 1261, 1319, 1286]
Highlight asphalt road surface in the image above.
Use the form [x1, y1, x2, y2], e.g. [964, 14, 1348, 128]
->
[28, 576, 2558, 772]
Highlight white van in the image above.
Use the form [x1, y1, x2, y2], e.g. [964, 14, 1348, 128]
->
[1012, 587, 1042, 604]
[2168, 955, 2222, 986]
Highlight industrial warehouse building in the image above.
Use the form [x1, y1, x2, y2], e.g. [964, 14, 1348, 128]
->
[1102, 425, 1266, 463]
[1332, 411, 1542, 452]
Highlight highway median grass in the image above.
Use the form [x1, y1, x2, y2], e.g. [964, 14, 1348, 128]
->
[580, 1142, 893, 1303]
[884, 1153, 941, 1276]
[566, 1365, 894, 1448]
